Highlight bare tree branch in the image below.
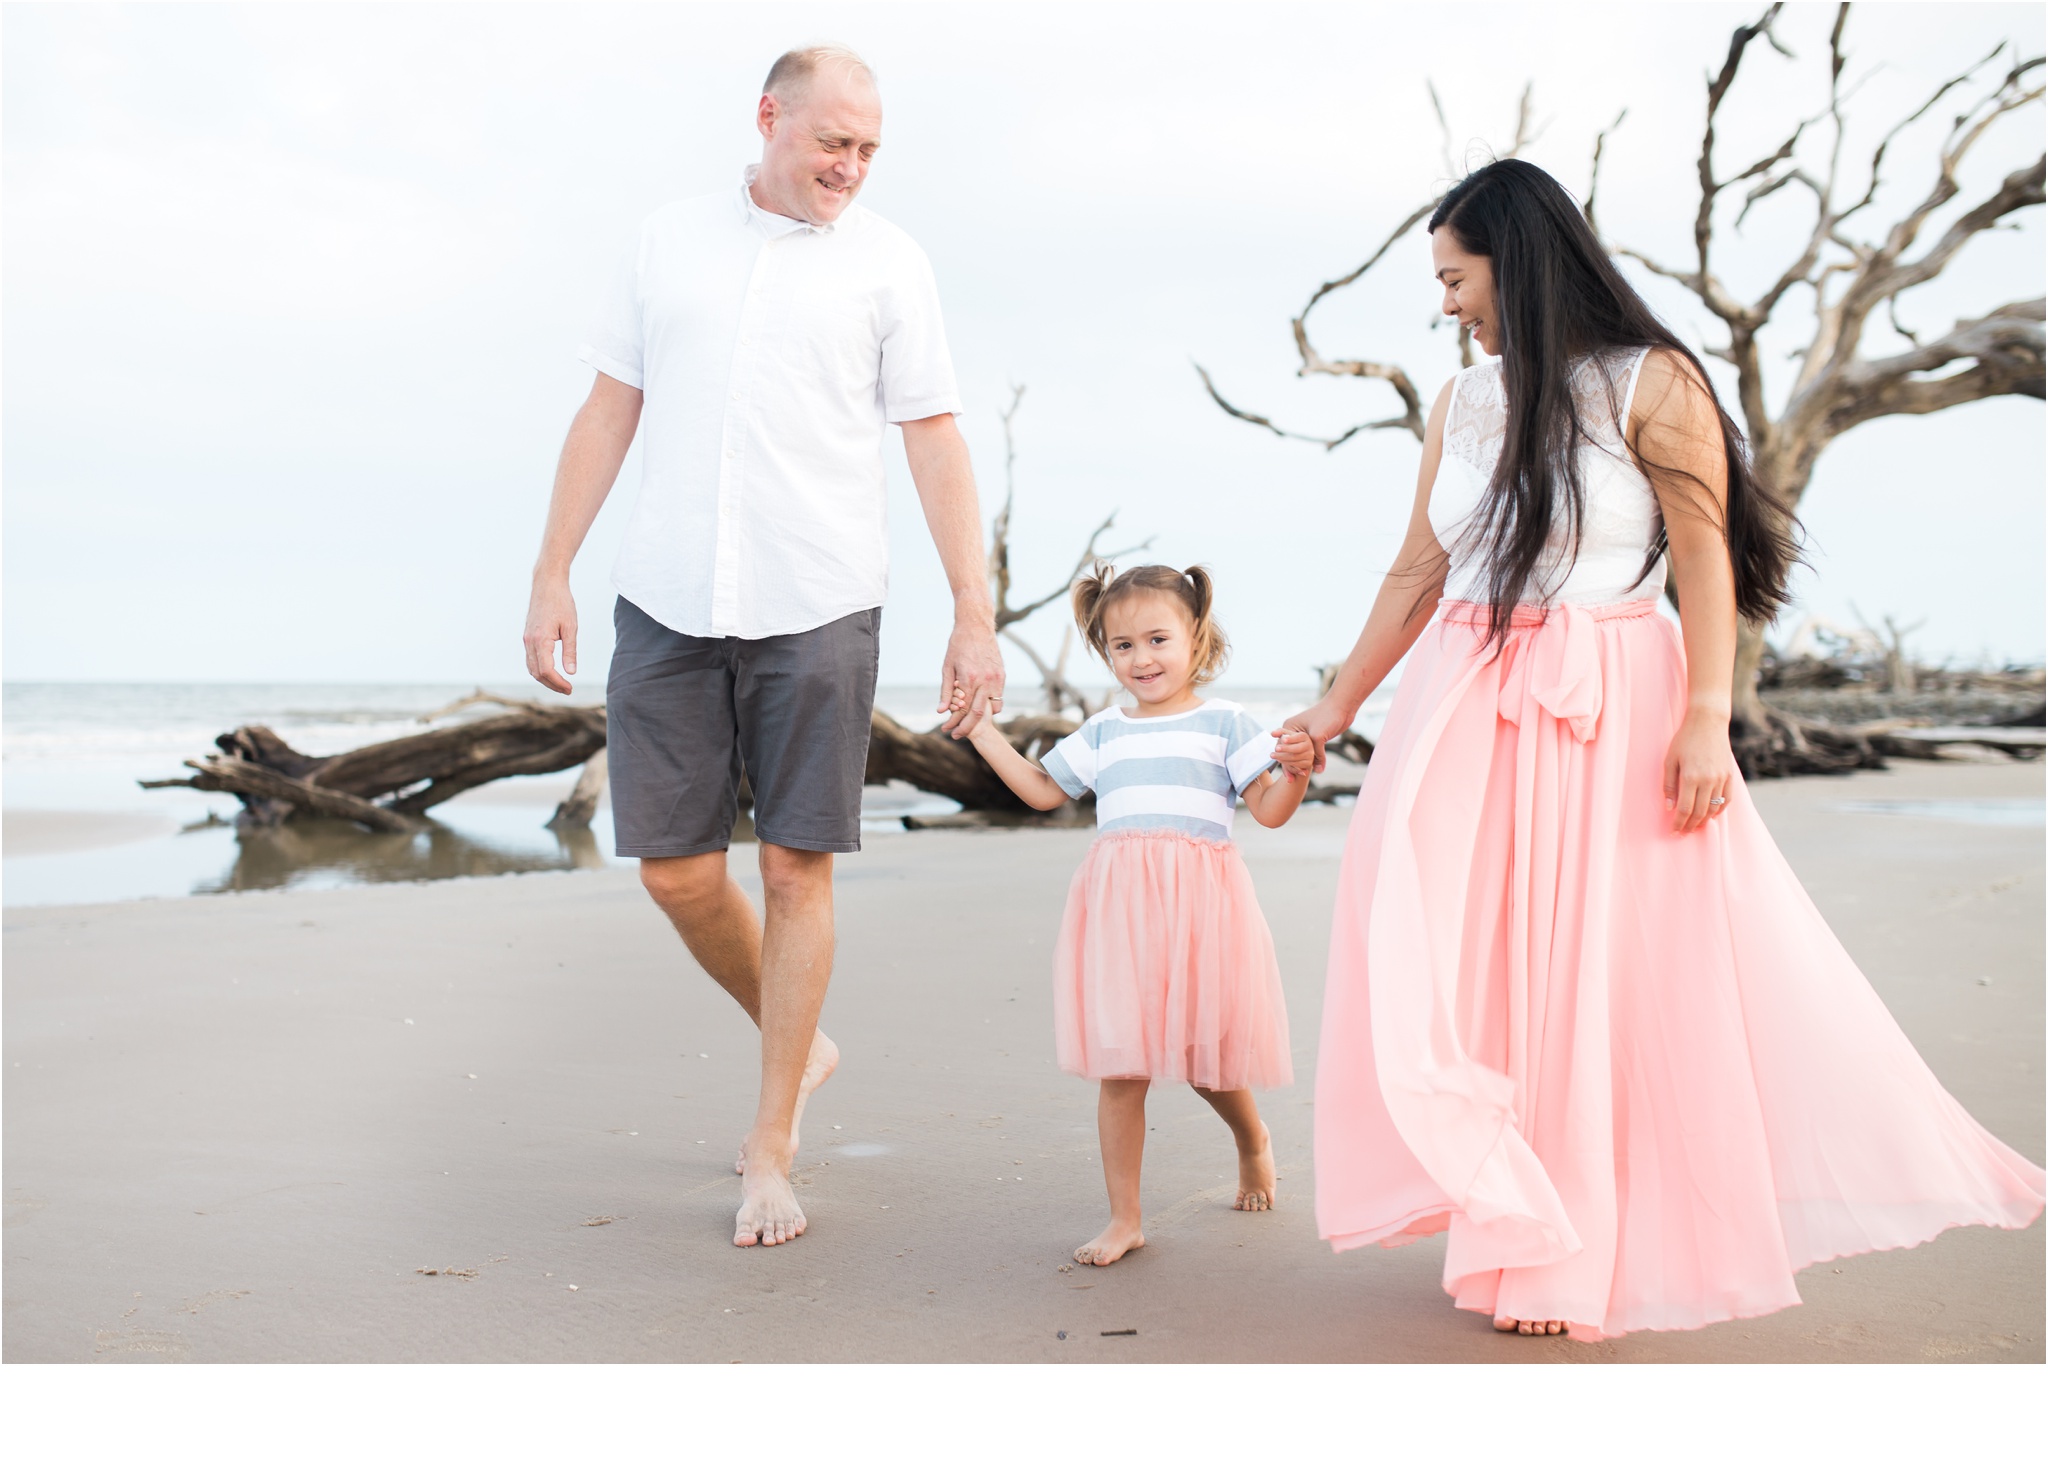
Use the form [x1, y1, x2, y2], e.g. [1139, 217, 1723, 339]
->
[1585, 107, 1627, 235]
[1886, 294, 1921, 347]
[1202, 79, 1541, 450]
[1428, 78, 1455, 179]
[1695, 5, 1788, 281]
[1192, 362, 1390, 449]
[1824, 297, 2046, 434]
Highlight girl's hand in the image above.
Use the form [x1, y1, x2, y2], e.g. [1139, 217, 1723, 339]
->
[1663, 709, 1737, 834]
[1272, 729, 1317, 782]
[1277, 697, 1353, 776]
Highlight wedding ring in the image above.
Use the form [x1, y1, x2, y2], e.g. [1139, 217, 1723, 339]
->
[1709, 796, 1727, 806]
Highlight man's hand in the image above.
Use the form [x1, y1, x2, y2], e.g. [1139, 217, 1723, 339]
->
[525, 577, 579, 695]
[938, 611, 1006, 738]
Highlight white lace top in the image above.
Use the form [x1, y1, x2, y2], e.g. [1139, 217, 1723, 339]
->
[1429, 347, 1665, 608]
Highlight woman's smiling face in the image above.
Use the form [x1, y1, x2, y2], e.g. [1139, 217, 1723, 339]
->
[1431, 228, 1500, 357]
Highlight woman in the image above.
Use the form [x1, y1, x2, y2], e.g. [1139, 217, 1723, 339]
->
[1290, 158, 2044, 1341]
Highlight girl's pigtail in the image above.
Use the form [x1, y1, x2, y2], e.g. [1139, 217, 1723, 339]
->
[1183, 565, 1229, 684]
[1071, 561, 1114, 664]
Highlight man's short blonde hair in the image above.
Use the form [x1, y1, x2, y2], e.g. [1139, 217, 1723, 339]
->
[762, 44, 877, 105]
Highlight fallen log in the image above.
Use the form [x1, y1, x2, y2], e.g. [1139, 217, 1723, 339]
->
[863, 710, 1079, 812]
[143, 697, 607, 832]
[1855, 723, 2046, 761]
[147, 694, 1366, 836]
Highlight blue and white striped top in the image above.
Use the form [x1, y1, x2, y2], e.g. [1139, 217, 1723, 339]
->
[1040, 699, 1278, 843]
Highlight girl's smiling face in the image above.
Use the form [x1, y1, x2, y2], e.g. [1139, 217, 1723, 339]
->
[1103, 591, 1202, 714]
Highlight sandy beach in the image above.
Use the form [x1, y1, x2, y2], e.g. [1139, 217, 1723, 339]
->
[4, 759, 2040, 1364]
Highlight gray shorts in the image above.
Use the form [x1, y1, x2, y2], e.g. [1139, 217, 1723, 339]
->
[606, 597, 881, 858]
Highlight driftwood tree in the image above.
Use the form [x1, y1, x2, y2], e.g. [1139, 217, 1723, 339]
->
[985, 384, 1152, 717]
[864, 383, 1154, 818]
[1200, 4, 2044, 775]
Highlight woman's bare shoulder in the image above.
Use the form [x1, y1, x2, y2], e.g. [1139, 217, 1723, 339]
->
[1631, 347, 1716, 435]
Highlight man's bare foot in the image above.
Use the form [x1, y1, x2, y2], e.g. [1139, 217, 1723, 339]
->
[734, 1146, 807, 1248]
[1234, 1125, 1277, 1211]
[1073, 1218, 1145, 1267]
[1493, 1316, 1566, 1335]
[737, 1030, 840, 1174]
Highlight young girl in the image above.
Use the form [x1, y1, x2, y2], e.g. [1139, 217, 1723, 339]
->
[959, 562, 1316, 1266]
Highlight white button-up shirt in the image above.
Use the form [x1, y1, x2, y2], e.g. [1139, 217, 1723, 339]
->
[579, 167, 963, 640]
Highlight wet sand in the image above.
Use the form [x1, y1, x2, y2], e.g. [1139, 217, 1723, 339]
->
[3, 810, 179, 857]
[3, 759, 2040, 1363]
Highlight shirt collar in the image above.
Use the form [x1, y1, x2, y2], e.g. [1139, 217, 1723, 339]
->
[738, 164, 837, 236]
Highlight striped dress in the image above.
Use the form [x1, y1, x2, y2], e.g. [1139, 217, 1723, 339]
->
[1037, 701, 1293, 1090]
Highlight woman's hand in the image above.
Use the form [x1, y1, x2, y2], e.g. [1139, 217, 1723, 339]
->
[1273, 729, 1318, 782]
[1663, 709, 1737, 834]
[1278, 697, 1356, 776]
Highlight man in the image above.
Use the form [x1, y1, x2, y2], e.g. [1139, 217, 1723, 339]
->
[523, 44, 1004, 1248]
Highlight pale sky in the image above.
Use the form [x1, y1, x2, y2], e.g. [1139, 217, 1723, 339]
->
[4, 1, 2042, 690]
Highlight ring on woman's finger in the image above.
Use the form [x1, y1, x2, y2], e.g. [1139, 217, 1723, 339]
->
[1709, 796, 1727, 807]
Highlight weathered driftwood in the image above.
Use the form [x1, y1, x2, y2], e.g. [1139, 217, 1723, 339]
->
[865, 710, 1079, 813]
[987, 384, 1153, 719]
[147, 685, 1375, 837]
[1856, 723, 2046, 761]
[548, 749, 609, 830]
[142, 698, 607, 832]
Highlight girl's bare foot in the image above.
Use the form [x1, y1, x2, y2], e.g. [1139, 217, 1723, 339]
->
[1493, 1316, 1566, 1336]
[1234, 1124, 1277, 1211]
[1073, 1218, 1145, 1267]
[737, 1030, 840, 1174]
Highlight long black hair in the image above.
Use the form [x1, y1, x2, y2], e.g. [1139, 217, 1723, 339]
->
[1428, 158, 1799, 643]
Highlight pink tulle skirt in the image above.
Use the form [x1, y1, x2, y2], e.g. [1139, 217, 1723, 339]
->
[1315, 598, 2046, 1341]
[1054, 829, 1293, 1090]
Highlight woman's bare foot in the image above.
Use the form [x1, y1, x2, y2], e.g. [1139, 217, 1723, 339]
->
[1234, 1124, 1277, 1211]
[1073, 1217, 1146, 1267]
[1493, 1316, 1566, 1336]
[736, 1030, 840, 1174]
[734, 1141, 807, 1247]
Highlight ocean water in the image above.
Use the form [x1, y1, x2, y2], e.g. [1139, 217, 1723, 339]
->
[2, 682, 1384, 907]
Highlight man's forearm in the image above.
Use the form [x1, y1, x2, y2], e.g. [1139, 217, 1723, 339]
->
[535, 376, 643, 582]
[902, 415, 993, 624]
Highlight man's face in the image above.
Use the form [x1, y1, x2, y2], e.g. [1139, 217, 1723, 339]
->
[755, 69, 883, 226]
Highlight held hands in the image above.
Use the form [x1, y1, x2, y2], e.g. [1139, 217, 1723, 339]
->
[1277, 697, 1354, 777]
[1664, 708, 1737, 834]
[1272, 729, 1318, 783]
[938, 612, 1005, 738]
[524, 579, 578, 695]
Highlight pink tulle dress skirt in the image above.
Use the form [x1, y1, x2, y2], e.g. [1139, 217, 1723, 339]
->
[1315, 598, 2046, 1341]
[1054, 830, 1293, 1091]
